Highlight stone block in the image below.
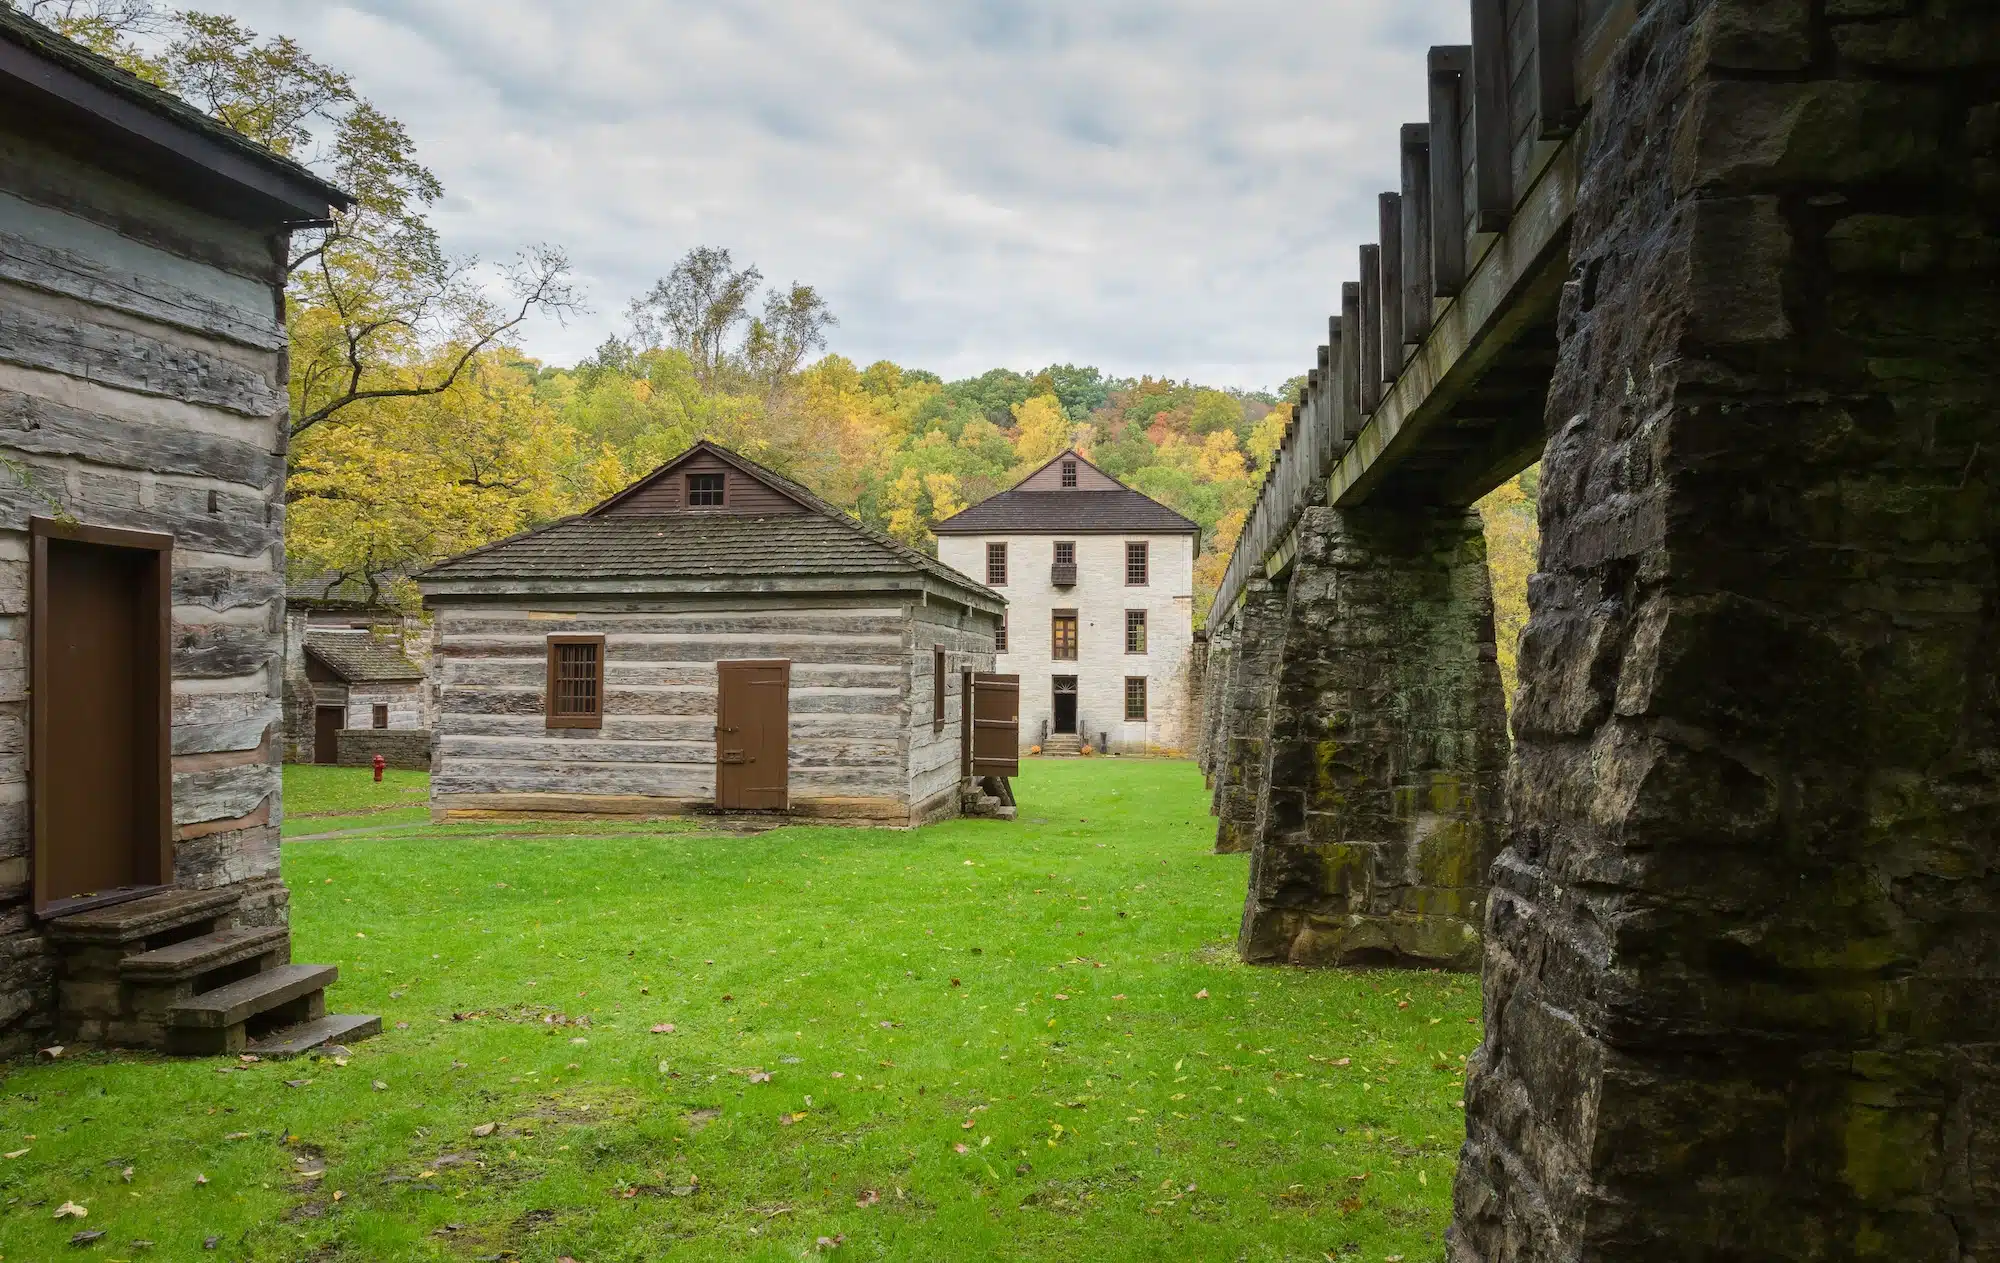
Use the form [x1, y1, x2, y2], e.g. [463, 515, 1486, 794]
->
[1693, 0, 1812, 71]
[1673, 81, 1943, 194]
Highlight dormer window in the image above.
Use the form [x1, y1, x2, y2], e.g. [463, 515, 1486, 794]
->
[1061, 459, 1078, 488]
[687, 473, 725, 506]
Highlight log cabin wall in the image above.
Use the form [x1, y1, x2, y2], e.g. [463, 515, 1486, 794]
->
[0, 123, 299, 1052]
[906, 602, 999, 826]
[430, 595, 987, 826]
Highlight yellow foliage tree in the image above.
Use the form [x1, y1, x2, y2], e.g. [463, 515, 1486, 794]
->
[1009, 394, 1073, 473]
[1247, 404, 1290, 476]
[1476, 467, 1541, 713]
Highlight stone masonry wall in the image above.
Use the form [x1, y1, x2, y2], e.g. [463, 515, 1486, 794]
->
[334, 729, 432, 771]
[1212, 579, 1288, 854]
[1197, 617, 1235, 784]
[1451, 0, 2000, 1257]
[1239, 506, 1507, 970]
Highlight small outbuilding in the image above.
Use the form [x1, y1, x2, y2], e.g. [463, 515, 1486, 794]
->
[419, 442, 1015, 825]
[299, 629, 428, 768]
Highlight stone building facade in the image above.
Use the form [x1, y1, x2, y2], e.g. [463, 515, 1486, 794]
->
[935, 451, 1198, 755]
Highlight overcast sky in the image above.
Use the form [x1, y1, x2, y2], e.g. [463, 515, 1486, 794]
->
[221, 0, 1468, 392]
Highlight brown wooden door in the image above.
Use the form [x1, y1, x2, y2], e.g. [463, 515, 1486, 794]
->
[314, 707, 344, 765]
[31, 520, 171, 916]
[971, 674, 1021, 778]
[716, 660, 789, 811]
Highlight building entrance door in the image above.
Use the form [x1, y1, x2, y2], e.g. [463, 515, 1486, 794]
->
[1052, 676, 1078, 735]
[314, 707, 344, 765]
[31, 519, 171, 916]
[716, 660, 790, 810]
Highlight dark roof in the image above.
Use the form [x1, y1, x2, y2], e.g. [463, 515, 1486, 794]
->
[933, 451, 1199, 537]
[288, 572, 403, 610]
[0, 8, 349, 219]
[420, 441, 1001, 608]
[304, 630, 422, 683]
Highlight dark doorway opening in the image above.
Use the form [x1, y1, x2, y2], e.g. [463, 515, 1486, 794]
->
[716, 660, 790, 811]
[1053, 676, 1078, 735]
[31, 519, 172, 917]
[314, 707, 343, 764]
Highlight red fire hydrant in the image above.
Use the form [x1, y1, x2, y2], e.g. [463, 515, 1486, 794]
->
[372, 753, 386, 783]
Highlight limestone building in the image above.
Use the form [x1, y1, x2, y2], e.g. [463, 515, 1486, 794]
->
[419, 442, 1005, 825]
[934, 451, 1198, 755]
[1, 11, 370, 1055]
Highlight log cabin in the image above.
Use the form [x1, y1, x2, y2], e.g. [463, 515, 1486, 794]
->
[0, 10, 372, 1055]
[419, 442, 1010, 825]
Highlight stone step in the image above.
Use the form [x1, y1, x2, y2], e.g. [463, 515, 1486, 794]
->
[120, 927, 289, 983]
[247, 1013, 382, 1060]
[167, 963, 336, 1030]
[48, 887, 240, 946]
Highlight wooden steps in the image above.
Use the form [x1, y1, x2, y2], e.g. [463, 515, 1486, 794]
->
[50, 886, 376, 1058]
[248, 1013, 383, 1060]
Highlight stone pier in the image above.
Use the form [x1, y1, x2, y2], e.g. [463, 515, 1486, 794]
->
[1196, 614, 1235, 787]
[1211, 578, 1288, 854]
[1451, 0, 2000, 1256]
[1239, 506, 1507, 970]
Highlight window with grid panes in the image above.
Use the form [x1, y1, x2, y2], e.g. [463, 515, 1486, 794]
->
[546, 636, 605, 729]
[995, 616, 1008, 653]
[986, 542, 1007, 585]
[1052, 611, 1078, 661]
[1054, 540, 1075, 566]
[1124, 676, 1147, 721]
[1125, 610, 1147, 654]
[1125, 541, 1149, 585]
[1061, 459, 1077, 487]
[687, 472, 725, 506]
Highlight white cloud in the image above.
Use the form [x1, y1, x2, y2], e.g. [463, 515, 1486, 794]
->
[218, 0, 1468, 391]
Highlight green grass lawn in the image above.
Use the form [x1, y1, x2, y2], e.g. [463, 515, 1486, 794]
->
[281, 765, 435, 837]
[0, 760, 1479, 1262]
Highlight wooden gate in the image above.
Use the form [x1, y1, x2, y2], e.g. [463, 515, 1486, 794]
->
[30, 519, 172, 916]
[716, 660, 790, 811]
[968, 673, 1020, 779]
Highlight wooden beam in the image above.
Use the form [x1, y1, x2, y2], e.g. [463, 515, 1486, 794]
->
[1537, 0, 1580, 137]
[1340, 282, 1362, 441]
[1470, 0, 1513, 232]
[1401, 124, 1433, 350]
[1359, 245, 1382, 415]
[1378, 195, 1404, 386]
[1429, 46, 1471, 298]
[1315, 342, 1333, 473]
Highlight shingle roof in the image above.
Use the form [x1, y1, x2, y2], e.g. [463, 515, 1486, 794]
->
[419, 442, 1001, 607]
[0, 7, 349, 210]
[933, 454, 1200, 538]
[305, 631, 423, 683]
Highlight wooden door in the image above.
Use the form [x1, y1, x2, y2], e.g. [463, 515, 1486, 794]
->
[314, 707, 344, 765]
[716, 660, 790, 811]
[1053, 676, 1079, 734]
[971, 674, 1021, 778]
[31, 519, 171, 916]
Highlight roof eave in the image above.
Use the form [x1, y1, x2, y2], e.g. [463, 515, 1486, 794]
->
[419, 572, 1004, 613]
[0, 18, 349, 221]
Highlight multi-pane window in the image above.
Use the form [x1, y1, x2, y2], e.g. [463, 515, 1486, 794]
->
[1125, 676, 1148, 721]
[1061, 459, 1078, 487]
[687, 472, 725, 506]
[546, 635, 605, 729]
[372, 704, 389, 729]
[1052, 611, 1079, 661]
[995, 616, 1008, 653]
[986, 542, 1008, 586]
[1125, 541, 1149, 585]
[1054, 541, 1075, 566]
[1125, 610, 1148, 654]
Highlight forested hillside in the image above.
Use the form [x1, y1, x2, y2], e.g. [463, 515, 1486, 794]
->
[21, 0, 1534, 644]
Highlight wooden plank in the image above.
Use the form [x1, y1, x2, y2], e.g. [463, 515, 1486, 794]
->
[1379, 194, 1404, 385]
[1359, 246, 1382, 415]
[172, 761, 278, 827]
[1429, 48, 1471, 299]
[1401, 124, 1434, 349]
[0, 389, 282, 488]
[0, 293, 282, 419]
[0, 228, 283, 350]
[1471, 0, 1514, 232]
[1315, 343, 1333, 473]
[1325, 317, 1345, 454]
[1537, 0, 1580, 135]
[1340, 282, 1362, 443]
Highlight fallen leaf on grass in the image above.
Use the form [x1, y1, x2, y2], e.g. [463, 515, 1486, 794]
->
[953, 1143, 969, 1154]
[3, 1148, 26, 1159]
[284, 1079, 311, 1088]
[195, 1173, 208, 1186]
[54, 1200, 88, 1219]
[856, 1188, 880, 1207]
[1195, 989, 1210, 999]
[371, 1080, 387, 1091]
[961, 1119, 975, 1129]
[38, 1045, 64, 1061]
[471, 1123, 497, 1138]
[70, 1229, 105, 1244]
[778, 1112, 808, 1126]
[223, 1132, 250, 1141]
[650, 1023, 676, 1034]
[747, 1071, 772, 1084]
[815, 1236, 845, 1252]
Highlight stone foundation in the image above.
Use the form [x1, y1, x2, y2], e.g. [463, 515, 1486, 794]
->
[1239, 506, 1507, 970]
[1211, 579, 1288, 854]
[334, 728, 433, 770]
[1450, 0, 2000, 1256]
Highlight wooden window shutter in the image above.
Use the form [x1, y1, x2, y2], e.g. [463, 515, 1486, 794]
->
[933, 646, 947, 733]
[547, 635, 606, 729]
